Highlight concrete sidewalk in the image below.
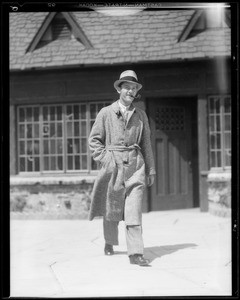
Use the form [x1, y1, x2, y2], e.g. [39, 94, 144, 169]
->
[10, 208, 232, 297]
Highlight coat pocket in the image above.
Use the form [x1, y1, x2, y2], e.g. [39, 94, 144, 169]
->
[138, 150, 145, 166]
[100, 150, 112, 168]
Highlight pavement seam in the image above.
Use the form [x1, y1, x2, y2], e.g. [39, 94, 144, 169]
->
[49, 261, 65, 295]
[91, 236, 101, 246]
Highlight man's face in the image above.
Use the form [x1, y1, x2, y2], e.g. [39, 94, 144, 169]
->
[119, 82, 138, 106]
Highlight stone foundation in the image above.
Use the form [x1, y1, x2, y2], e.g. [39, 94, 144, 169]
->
[10, 176, 94, 219]
[207, 171, 231, 218]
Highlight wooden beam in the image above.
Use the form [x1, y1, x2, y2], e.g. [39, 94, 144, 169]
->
[62, 12, 93, 49]
[178, 10, 203, 42]
[26, 12, 56, 53]
[198, 94, 209, 212]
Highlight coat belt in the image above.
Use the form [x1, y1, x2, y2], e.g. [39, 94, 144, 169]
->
[106, 144, 141, 152]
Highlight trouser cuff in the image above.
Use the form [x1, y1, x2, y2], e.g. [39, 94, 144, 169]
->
[105, 240, 119, 246]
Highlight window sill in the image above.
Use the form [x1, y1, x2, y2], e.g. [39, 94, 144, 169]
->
[207, 171, 231, 182]
[10, 174, 97, 186]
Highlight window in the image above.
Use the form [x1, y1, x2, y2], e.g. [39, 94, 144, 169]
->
[38, 13, 72, 49]
[42, 13, 72, 42]
[52, 13, 72, 40]
[17, 102, 110, 174]
[27, 12, 93, 52]
[208, 95, 231, 169]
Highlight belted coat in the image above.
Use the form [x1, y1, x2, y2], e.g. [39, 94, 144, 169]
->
[88, 100, 156, 225]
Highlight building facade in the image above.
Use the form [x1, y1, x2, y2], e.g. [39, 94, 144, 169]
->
[9, 8, 232, 215]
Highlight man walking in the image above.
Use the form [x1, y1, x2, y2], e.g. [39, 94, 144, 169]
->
[88, 70, 156, 266]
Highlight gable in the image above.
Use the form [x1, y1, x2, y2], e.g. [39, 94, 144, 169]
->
[178, 8, 230, 42]
[26, 12, 92, 52]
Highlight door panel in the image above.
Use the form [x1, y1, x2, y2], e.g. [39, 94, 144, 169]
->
[148, 98, 193, 210]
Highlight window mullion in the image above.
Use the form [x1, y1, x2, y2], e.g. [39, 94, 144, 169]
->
[16, 107, 20, 173]
[24, 108, 27, 172]
[72, 109, 75, 171]
[39, 106, 43, 174]
[213, 99, 217, 168]
[87, 103, 91, 173]
[220, 97, 225, 168]
[63, 105, 67, 173]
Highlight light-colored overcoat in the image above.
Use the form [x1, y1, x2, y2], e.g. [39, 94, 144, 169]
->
[88, 100, 156, 225]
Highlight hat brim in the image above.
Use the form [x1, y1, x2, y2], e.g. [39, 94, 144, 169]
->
[114, 79, 142, 92]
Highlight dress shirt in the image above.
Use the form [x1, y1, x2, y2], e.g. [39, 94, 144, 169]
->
[118, 100, 130, 114]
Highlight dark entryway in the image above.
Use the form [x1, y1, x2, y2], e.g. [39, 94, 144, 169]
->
[147, 97, 199, 211]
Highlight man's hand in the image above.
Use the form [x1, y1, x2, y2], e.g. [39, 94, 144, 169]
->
[147, 174, 155, 186]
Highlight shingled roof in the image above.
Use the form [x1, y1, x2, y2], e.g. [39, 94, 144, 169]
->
[10, 10, 231, 71]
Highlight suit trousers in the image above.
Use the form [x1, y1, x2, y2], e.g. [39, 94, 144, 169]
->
[103, 218, 144, 256]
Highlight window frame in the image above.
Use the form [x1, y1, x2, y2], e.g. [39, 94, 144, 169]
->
[16, 101, 111, 175]
[208, 94, 231, 171]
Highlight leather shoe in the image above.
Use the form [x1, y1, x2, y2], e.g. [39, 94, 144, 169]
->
[104, 243, 114, 255]
[129, 254, 150, 266]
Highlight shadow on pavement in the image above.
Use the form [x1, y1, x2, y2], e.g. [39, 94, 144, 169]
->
[144, 243, 197, 263]
[114, 250, 128, 255]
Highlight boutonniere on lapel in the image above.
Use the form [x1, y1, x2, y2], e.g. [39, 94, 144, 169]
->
[116, 111, 122, 118]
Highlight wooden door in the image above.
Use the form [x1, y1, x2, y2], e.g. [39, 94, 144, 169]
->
[148, 97, 193, 210]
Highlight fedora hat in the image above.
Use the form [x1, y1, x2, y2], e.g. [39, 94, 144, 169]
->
[114, 70, 142, 92]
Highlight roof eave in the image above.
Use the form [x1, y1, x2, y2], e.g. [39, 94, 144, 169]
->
[10, 55, 231, 73]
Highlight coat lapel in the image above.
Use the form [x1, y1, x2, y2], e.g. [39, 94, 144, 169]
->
[111, 100, 121, 115]
[126, 105, 136, 126]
